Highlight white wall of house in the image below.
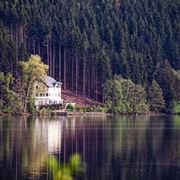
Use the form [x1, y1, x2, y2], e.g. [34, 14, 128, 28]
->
[35, 86, 63, 107]
[48, 86, 62, 104]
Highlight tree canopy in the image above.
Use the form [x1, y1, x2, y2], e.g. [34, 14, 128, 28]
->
[0, 0, 179, 112]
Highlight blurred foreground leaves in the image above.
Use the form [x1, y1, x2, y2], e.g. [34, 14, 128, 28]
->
[47, 153, 83, 180]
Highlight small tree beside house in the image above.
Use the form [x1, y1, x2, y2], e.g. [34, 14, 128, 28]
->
[19, 55, 48, 112]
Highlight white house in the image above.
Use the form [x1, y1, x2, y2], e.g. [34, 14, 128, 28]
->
[34, 76, 63, 108]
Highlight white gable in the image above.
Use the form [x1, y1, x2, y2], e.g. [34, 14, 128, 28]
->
[35, 76, 63, 108]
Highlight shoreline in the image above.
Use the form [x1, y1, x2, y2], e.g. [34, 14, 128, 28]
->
[0, 111, 180, 117]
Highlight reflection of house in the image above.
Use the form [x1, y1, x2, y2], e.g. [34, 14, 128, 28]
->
[34, 117, 65, 154]
[47, 120, 63, 153]
[34, 76, 63, 108]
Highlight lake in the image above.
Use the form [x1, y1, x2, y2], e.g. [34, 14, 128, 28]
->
[0, 115, 180, 180]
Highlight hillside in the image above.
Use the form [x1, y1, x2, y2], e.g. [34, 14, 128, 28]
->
[62, 89, 102, 106]
[0, 0, 179, 112]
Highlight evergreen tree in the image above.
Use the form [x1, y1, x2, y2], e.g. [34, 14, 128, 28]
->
[155, 60, 176, 112]
[0, 72, 20, 113]
[103, 76, 149, 113]
[147, 80, 165, 112]
[0, 0, 179, 106]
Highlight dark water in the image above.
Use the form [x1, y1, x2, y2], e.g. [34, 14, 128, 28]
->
[0, 115, 180, 180]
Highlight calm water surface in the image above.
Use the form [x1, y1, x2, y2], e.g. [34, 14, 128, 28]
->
[0, 115, 180, 180]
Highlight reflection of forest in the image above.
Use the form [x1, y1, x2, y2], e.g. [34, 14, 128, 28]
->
[0, 115, 180, 180]
[0, 116, 66, 179]
[108, 116, 180, 180]
[61, 116, 180, 180]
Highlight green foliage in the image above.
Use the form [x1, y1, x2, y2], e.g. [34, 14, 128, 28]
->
[74, 105, 94, 112]
[147, 80, 165, 112]
[103, 76, 149, 113]
[174, 116, 180, 126]
[19, 55, 48, 112]
[76, 106, 89, 112]
[95, 105, 107, 112]
[0, 100, 3, 113]
[69, 154, 81, 172]
[84, 106, 94, 112]
[27, 97, 35, 113]
[0, 72, 22, 113]
[0, 0, 179, 110]
[155, 60, 180, 112]
[103, 75, 124, 113]
[47, 153, 82, 180]
[2, 106, 12, 113]
[174, 102, 180, 114]
[75, 104, 107, 113]
[0, 55, 49, 114]
[0, 1, 179, 79]
[66, 104, 74, 112]
[0, 24, 16, 74]
[39, 107, 51, 114]
[75, 104, 83, 112]
[39, 104, 62, 111]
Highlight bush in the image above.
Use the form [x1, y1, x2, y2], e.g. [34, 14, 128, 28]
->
[85, 106, 94, 112]
[2, 106, 12, 113]
[174, 101, 180, 113]
[0, 100, 3, 113]
[39, 107, 51, 113]
[94, 105, 109, 112]
[95, 106, 105, 112]
[39, 104, 62, 111]
[27, 97, 35, 113]
[66, 104, 74, 112]
[75, 104, 108, 113]
[75, 104, 83, 112]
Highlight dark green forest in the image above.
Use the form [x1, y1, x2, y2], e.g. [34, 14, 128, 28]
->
[0, 0, 179, 112]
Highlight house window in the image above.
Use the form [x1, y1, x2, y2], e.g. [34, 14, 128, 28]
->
[40, 93, 42, 97]
[36, 86, 38, 89]
[46, 93, 48, 97]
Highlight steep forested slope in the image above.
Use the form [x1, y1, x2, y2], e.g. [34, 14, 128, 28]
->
[0, 0, 179, 101]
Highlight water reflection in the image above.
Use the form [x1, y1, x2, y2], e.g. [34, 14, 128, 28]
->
[0, 115, 180, 180]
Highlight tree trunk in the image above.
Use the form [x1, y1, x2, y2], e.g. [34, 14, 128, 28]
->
[59, 45, 61, 82]
[72, 53, 74, 90]
[75, 48, 78, 94]
[83, 53, 86, 97]
[52, 44, 56, 78]
[15, 26, 18, 62]
[20, 25, 24, 44]
[64, 47, 67, 90]
[38, 38, 41, 56]
[33, 38, 35, 54]
[95, 69, 98, 101]
[10, 24, 13, 40]
[46, 39, 49, 75]
[49, 40, 52, 76]
[23, 78, 33, 113]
